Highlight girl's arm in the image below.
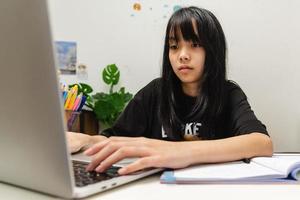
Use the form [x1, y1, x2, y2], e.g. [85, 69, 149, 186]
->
[182, 132, 272, 164]
[84, 132, 273, 175]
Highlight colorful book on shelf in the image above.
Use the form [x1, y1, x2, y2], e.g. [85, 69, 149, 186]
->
[160, 153, 300, 184]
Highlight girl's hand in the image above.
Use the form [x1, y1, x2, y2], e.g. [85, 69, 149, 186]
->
[66, 132, 107, 153]
[84, 137, 191, 175]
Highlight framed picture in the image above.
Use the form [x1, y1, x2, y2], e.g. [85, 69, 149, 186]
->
[55, 41, 77, 75]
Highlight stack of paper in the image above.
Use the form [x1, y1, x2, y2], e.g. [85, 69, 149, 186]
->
[161, 154, 300, 184]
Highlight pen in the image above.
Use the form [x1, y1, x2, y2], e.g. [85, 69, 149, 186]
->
[64, 89, 73, 109]
[67, 85, 78, 110]
[76, 95, 86, 112]
[72, 93, 83, 111]
[64, 85, 78, 110]
[63, 91, 68, 101]
[63, 85, 69, 101]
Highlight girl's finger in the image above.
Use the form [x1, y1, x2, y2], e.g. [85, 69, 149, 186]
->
[118, 156, 159, 175]
[85, 142, 122, 171]
[84, 137, 146, 156]
[84, 139, 109, 156]
[95, 146, 151, 173]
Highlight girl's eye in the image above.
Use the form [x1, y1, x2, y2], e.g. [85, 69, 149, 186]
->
[169, 44, 178, 50]
[191, 43, 202, 48]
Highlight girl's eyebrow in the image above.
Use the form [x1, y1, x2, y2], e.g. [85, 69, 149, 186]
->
[168, 36, 177, 41]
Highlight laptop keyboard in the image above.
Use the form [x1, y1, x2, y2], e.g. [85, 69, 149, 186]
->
[72, 160, 121, 187]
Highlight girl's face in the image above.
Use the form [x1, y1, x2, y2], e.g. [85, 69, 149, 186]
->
[168, 23, 205, 93]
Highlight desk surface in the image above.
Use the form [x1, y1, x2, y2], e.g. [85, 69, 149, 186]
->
[1, 174, 300, 200]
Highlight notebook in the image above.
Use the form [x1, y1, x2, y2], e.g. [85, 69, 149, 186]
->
[0, 0, 161, 199]
[161, 153, 300, 184]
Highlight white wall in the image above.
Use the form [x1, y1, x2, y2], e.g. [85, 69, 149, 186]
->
[48, 0, 300, 151]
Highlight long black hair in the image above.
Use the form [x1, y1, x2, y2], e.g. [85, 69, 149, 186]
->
[160, 6, 227, 139]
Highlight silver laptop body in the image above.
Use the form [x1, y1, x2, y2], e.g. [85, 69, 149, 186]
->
[0, 0, 161, 198]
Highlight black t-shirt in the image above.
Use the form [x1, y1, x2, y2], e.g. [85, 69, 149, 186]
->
[101, 78, 268, 141]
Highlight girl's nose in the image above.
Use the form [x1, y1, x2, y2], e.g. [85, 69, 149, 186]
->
[179, 49, 190, 62]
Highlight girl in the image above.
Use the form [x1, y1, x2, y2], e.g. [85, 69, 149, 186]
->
[67, 6, 273, 175]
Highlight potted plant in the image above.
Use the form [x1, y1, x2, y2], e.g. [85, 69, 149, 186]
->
[70, 64, 133, 132]
[93, 64, 133, 130]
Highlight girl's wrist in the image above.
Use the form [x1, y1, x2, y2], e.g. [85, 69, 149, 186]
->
[171, 141, 197, 168]
[177, 141, 205, 167]
[89, 135, 107, 145]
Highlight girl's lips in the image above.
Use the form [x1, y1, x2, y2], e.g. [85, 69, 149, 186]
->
[178, 66, 193, 72]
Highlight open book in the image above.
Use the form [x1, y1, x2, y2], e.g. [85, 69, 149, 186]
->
[160, 154, 300, 184]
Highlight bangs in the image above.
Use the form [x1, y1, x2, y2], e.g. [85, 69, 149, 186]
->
[168, 17, 202, 44]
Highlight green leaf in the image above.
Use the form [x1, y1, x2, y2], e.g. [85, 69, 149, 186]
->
[119, 87, 125, 94]
[124, 92, 133, 103]
[110, 93, 125, 113]
[85, 95, 94, 108]
[79, 83, 93, 94]
[94, 99, 115, 123]
[102, 64, 120, 86]
[93, 92, 108, 101]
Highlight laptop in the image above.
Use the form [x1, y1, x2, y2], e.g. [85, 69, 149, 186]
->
[0, 0, 161, 198]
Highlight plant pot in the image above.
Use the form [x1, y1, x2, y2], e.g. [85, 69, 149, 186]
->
[79, 110, 99, 135]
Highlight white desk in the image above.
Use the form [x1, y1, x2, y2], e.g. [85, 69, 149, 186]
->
[1, 174, 300, 200]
